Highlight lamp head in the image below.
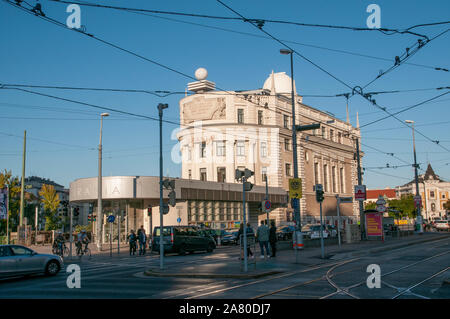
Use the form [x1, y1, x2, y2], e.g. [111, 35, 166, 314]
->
[405, 120, 414, 124]
[280, 49, 292, 55]
[101, 113, 110, 117]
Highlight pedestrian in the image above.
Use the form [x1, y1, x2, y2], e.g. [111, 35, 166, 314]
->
[137, 225, 147, 255]
[257, 220, 270, 258]
[269, 221, 277, 257]
[237, 223, 254, 260]
[246, 223, 255, 258]
[127, 230, 137, 256]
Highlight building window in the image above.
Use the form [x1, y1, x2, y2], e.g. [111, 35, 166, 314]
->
[236, 141, 245, 156]
[237, 109, 244, 124]
[442, 193, 446, 199]
[314, 162, 320, 185]
[233, 203, 239, 220]
[216, 141, 225, 157]
[219, 202, 225, 221]
[284, 138, 291, 151]
[262, 167, 267, 182]
[332, 166, 337, 193]
[285, 163, 292, 177]
[226, 202, 232, 220]
[200, 142, 206, 158]
[258, 110, 263, 125]
[283, 115, 289, 129]
[330, 129, 334, 142]
[338, 132, 342, 144]
[260, 142, 267, 158]
[323, 164, 329, 192]
[217, 167, 226, 183]
[200, 168, 207, 181]
[321, 127, 326, 139]
[211, 203, 216, 221]
[188, 169, 192, 180]
[340, 167, 344, 193]
[430, 190, 435, 198]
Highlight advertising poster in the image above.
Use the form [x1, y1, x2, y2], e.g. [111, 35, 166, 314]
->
[365, 212, 383, 237]
[0, 187, 8, 220]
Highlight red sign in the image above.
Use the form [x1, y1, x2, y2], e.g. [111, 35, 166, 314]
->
[365, 212, 383, 237]
[354, 185, 367, 201]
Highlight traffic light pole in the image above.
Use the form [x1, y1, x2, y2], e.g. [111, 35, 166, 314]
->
[69, 206, 73, 259]
[158, 103, 168, 270]
[242, 176, 248, 273]
[319, 201, 325, 259]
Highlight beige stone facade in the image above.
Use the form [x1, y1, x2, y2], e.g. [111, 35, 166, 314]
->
[177, 71, 362, 227]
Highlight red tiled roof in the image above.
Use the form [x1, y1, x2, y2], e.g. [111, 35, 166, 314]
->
[366, 189, 397, 200]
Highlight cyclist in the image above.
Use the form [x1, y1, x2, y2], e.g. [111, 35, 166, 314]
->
[53, 231, 65, 256]
[76, 230, 90, 255]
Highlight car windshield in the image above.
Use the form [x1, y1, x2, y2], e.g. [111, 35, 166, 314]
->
[154, 227, 172, 236]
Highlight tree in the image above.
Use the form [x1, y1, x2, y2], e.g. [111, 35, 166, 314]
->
[0, 170, 21, 234]
[39, 184, 62, 230]
[444, 199, 450, 211]
[388, 194, 416, 219]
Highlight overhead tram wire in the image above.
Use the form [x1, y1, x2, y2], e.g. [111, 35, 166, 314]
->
[6, 1, 448, 156]
[215, 0, 450, 155]
[47, 0, 447, 39]
[61, 1, 449, 73]
[2, 0, 305, 123]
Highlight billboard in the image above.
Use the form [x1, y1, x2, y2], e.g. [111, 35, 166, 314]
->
[0, 187, 7, 220]
[365, 212, 383, 237]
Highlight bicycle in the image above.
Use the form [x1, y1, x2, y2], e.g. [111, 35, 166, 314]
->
[76, 243, 91, 259]
[52, 243, 69, 257]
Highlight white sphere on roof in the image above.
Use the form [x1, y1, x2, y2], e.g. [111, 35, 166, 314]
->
[195, 67, 208, 81]
[263, 71, 296, 94]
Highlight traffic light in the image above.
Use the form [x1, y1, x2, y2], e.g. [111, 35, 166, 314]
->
[315, 184, 324, 203]
[168, 190, 176, 207]
[88, 215, 92, 222]
[74, 207, 80, 217]
[147, 206, 152, 216]
[88, 203, 93, 214]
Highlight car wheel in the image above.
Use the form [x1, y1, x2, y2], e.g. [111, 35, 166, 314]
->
[206, 243, 214, 253]
[45, 260, 60, 276]
[178, 244, 187, 256]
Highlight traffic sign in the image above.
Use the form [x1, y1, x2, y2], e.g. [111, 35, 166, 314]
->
[289, 178, 302, 199]
[375, 196, 386, 206]
[376, 205, 386, 213]
[354, 185, 367, 201]
[107, 215, 115, 223]
[177, 217, 181, 223]
[262, 200, 271, 212]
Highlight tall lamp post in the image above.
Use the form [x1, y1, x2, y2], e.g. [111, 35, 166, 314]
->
[280, 48, 301, 231]
[97, 112, 110, 251]
[405, 120, 423, 233]
[158, 103, 168, 270]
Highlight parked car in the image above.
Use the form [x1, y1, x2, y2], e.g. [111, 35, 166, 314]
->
[220, 230, 239, 245]
[152, 226, 216, 255]
[0, 245, 64, 279]
[276, 226, 296, 240]
[326, 225, 338, 237]
[302, 224, 329, 239]
[435, 220, 450, 231]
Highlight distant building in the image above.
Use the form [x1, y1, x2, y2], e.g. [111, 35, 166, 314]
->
[177, 69, 362, 227]
[396, 164, 449, 220]
[365, 188, 397, 204]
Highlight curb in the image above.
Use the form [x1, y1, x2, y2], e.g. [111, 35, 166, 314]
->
[143, 269, 283, 279]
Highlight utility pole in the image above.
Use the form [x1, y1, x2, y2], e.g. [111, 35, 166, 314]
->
[265, 175, 269, 226]
[69, 206, 73, 258]
[158, 103, 168, 270]
[355, 137, 366, 240]
[97, 113, 109, 251]
[6, 185, 10, 244]
[34, 205, 38, 245]
[19, 130, 26, 227]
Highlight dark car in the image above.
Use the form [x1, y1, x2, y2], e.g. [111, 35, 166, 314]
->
[276, 226, 296, 241]
[152, 226, 216, 255]
[220, 230, 239, 245]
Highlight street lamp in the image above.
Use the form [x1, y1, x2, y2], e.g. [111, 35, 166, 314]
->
[158, 103, 168, 270]
[405, 120, 423, 233]
[280, 48, 301, 228]
[97, 112, 110, 251]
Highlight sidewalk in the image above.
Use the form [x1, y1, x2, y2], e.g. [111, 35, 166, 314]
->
[142, 232, 450, 279]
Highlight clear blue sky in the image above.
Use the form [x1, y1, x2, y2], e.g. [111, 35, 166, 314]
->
[1, 0, 449, 189]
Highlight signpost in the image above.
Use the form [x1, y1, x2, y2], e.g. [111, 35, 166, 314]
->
[107, 215, 115, 257]
[414, 195, 422, 209]
[289, 178, 302, 199]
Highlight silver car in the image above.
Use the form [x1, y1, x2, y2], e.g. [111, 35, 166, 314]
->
[0, 245, 64, 278]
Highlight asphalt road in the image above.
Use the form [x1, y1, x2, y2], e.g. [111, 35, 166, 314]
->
[0, 238, 448, 299]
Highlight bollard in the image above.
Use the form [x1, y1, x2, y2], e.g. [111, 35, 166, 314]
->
[293, 231, 304, 250]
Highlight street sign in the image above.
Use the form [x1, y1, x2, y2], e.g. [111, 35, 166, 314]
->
[376, 196, 386, 206]
[107, 215, 115, 223]
[177, 217, 181, 223]
[376, 205, 386, 213]
[262, 200, 271, 212]
[339, 197, 353, 203]
[414, 195, 422, 208]
[354, 185, 367, 201]
[289, 178, 302, 199]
